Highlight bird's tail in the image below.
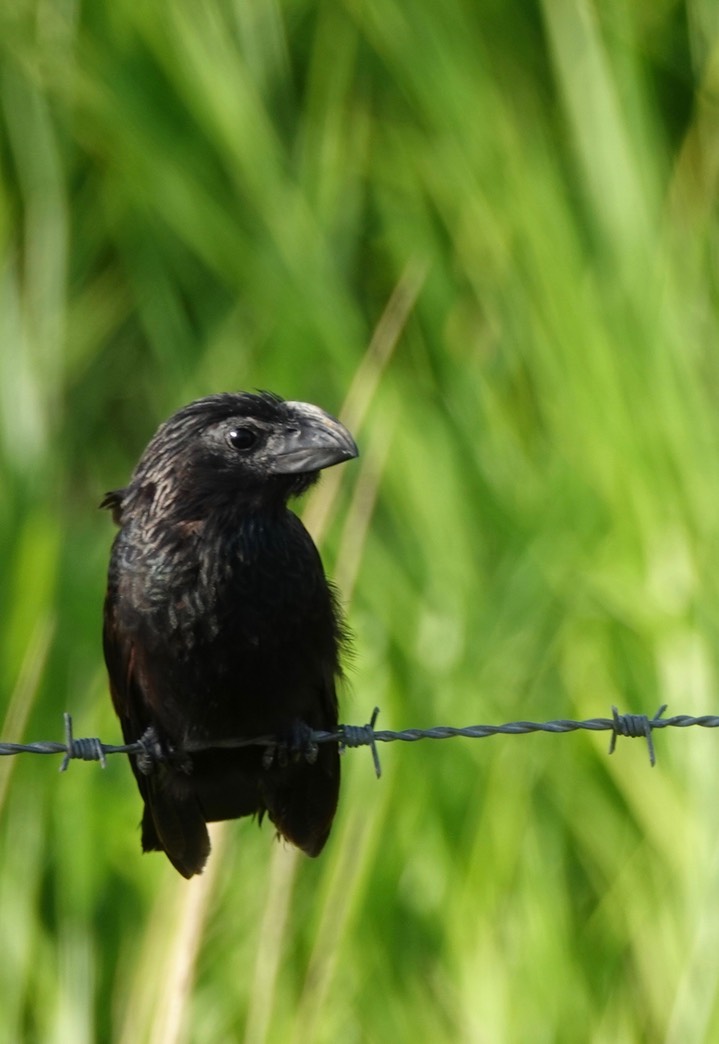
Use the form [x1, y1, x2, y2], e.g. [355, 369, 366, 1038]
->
[141, 774, 211, 879]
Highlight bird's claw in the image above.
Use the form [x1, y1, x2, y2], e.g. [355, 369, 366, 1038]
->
[136, 726, 165, 775]
[262, 721, 319, 770]
[135, 726, 192, 775]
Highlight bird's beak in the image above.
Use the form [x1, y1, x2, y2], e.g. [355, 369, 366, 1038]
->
[269, 402, 359, 474]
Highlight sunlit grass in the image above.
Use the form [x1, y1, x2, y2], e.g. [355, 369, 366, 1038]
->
[2, 1, 719, 1040]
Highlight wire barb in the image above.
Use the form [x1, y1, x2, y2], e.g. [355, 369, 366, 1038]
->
[60, 713, 107, 772]
[608, 704, 668, 767]
[340, 707, 382, 777]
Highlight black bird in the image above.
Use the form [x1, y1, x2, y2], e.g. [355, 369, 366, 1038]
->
[102, 392, 358, 877]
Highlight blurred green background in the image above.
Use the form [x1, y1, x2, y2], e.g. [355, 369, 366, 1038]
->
[2, 0, 719, 1040]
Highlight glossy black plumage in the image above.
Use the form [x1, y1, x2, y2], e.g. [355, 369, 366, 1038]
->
[102, 392, 358, 877]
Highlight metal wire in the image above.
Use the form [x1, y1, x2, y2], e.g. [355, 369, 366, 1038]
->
[1, 704, 716, 778]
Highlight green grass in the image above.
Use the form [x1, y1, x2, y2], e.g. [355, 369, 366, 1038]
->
[2, 1, 719, 1040]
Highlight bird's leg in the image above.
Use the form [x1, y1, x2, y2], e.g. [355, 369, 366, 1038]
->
[262, 720, 319, 770]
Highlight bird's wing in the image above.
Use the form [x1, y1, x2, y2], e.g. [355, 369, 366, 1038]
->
[103, 595, 210, 878]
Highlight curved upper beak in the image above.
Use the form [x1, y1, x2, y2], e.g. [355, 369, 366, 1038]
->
[268, 401, 359, 475]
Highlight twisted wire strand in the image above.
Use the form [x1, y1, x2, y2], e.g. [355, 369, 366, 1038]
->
[1, 705, 717, 778]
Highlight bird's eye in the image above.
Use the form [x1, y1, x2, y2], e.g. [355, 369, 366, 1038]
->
[227, 427, 258, 451]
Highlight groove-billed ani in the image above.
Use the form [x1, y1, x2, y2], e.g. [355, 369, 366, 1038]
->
[102, 392, 358, 877]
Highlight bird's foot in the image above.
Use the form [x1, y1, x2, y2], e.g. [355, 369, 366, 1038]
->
[262, 720, 319, 770]
[135, 726, 192, 775]
[135, 726, 165, 775]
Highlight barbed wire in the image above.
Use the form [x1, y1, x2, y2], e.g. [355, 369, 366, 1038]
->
[1, 705, 718, 778]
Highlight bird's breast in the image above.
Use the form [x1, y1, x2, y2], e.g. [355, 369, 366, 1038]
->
[111, 510, 339, 732]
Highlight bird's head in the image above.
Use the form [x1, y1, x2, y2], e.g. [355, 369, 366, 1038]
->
[107, 392, 358, 523]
